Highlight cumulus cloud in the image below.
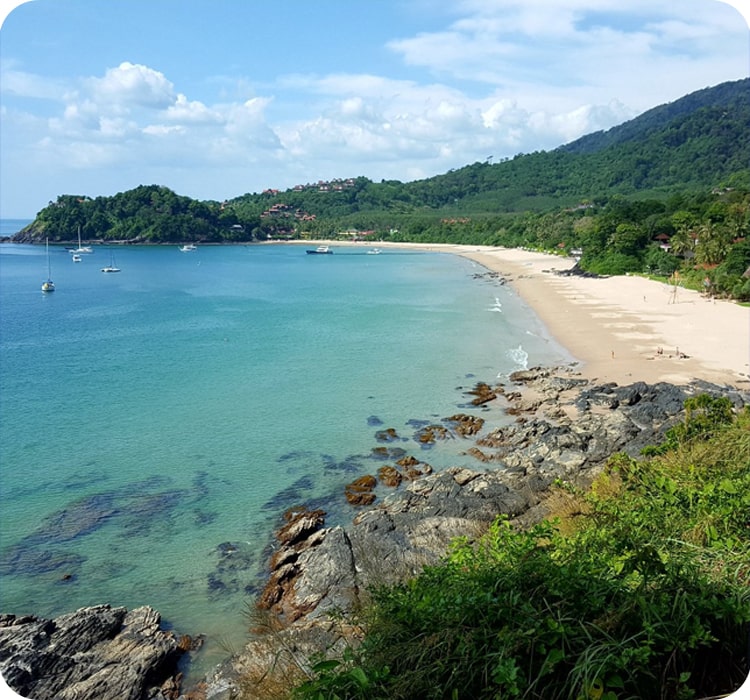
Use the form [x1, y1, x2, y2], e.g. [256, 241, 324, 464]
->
[163, 94, 219, 123]
[87, 61, 176, 109]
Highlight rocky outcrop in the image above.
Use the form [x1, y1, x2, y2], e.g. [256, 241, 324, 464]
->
[0, 604, 186, 700]
[198, 368, 749, 700]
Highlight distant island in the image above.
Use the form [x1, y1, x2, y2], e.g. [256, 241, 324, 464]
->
[8, 77, 750, 300]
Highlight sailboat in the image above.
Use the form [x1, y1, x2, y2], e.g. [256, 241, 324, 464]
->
[101, 249, 121, 273]
[41, 238, 55, 292]
[69, 226, 93, 254]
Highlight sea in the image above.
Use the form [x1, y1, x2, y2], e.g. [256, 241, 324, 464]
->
[0, 219, 572, 679]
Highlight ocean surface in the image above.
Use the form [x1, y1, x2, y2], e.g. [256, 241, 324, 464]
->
[0, 220, 572, 678]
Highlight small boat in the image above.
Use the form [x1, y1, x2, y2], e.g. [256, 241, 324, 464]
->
[42, 238, 55, 292]
[72, 254, 82, 263]
[367, 248, 382, 255]
[306, 245, 332, 255]
[69, 226, 93, 254]
[101, 250, 121, 273]
[179, 244, 197, 252]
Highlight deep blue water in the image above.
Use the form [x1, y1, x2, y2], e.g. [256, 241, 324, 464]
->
[0, 233, 571, 677]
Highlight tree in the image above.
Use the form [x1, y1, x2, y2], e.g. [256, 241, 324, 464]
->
[693, 222, 733, 265]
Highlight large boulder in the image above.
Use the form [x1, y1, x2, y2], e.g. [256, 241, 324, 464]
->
[0, 604, 185, 700]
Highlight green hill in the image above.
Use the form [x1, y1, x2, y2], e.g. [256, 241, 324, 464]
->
[11, 78, 750, 298]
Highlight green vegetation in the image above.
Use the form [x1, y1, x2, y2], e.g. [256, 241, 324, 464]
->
[293, 396, 750, 699]
[25, 185, 248, 244]
[14, 78, 750, 298]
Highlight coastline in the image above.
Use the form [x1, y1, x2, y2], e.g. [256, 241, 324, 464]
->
[3, 239, 749, 698]
[456, 246, 750, 387]
[296, 240, 749, 387]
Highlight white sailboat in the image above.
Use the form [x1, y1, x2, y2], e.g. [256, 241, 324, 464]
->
[41, 238, 55, 292]
[69, 226, 93, 254]
[101, 250, 121, 273]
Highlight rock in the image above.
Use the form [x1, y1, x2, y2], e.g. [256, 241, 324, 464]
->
[465, 382, 498, 406]
[0, 604, 185, 700]
[445, 413, 485, 437]
[278, 507, 326, 546]
[415, 424, 451, 444]
[374, 428, 400, 442]
[378, 465, 403, 487]
[344, 475, 378, 506]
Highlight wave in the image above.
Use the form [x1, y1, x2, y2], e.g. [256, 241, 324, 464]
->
[487, 297, 503, 313]
[506, 344, 529, 371]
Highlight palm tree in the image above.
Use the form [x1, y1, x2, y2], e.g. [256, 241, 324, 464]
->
[669, 224, 697, 259]
[694, 222, 733, 266]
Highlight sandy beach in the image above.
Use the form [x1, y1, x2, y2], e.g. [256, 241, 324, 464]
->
[451, 245, 749, 387]
[297, 240, 749, 387]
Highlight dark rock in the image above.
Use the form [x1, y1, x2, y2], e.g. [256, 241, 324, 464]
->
[261, 476, 316, 512]
[378, 465, 403, 487]
[465, 382, 498, 406]
[374, 427, 401, 442]
[0, 605, 185, 700]
[445, 413, 485, 437]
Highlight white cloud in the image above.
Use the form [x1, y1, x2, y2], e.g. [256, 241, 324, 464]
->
[0, 63, 68, 100]
[163, 94, 220, 124]
[87, 61, 176, 109]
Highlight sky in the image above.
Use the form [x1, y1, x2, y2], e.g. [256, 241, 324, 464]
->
[0, 0, 748, 218]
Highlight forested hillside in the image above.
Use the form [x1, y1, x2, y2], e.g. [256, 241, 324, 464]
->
[12, 78, 750, 298]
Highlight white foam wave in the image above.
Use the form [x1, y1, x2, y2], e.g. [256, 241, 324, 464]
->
[487, 297, 503, 313]
[506, 344, 529, 370]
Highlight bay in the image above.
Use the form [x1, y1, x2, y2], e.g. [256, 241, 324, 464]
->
[0, 233, 571, 677]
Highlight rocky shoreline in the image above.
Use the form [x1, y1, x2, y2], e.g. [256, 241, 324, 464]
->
[0, 605, 193, 700]
[194, 367, 748, 699]
[1, 367, 747, 700]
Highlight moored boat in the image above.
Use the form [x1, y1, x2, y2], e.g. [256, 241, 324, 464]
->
[42, 238, 55, 292]
[101, 250, 121, 273]
[69, 226, 93, 254]
[306, 245, 332, 254]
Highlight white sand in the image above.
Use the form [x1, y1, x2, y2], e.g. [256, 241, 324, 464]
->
[455, 246, 750, 387]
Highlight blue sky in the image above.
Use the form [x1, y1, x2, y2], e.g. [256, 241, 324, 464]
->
[1, 0, 748, 218]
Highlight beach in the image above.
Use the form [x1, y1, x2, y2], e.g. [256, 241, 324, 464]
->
[307, 240, 749, 387]
[453, 245, 750, 387]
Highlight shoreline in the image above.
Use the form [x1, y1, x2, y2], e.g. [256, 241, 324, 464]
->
[3, 238, 749, 698]
[456, 246, 750, 387]
[292, 240, 749, 387]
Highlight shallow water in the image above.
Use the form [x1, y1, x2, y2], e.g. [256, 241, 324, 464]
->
[0, 239, 571, 677]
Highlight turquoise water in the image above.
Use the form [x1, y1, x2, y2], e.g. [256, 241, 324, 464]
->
[0, 236, 571, 677]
